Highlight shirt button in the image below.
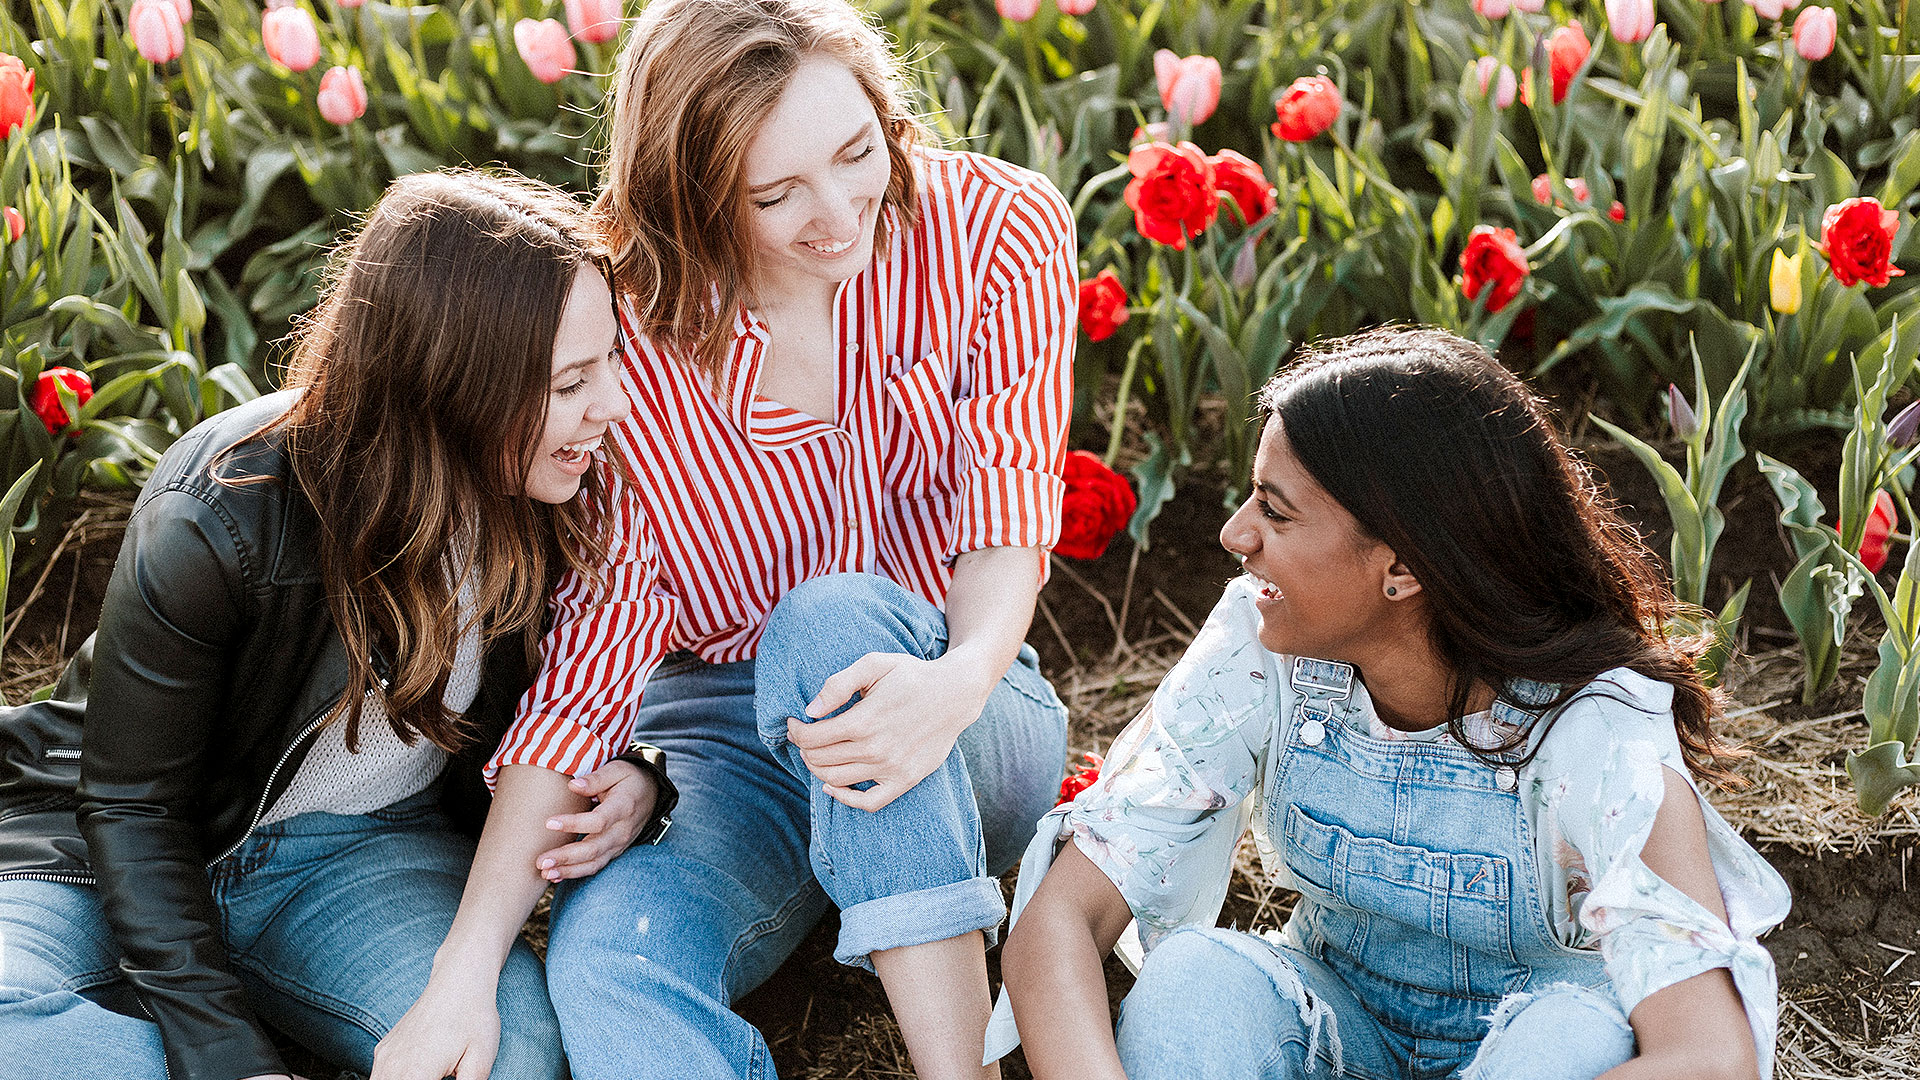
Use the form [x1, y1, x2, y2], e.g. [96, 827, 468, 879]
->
[1298, 718, 1326, 747]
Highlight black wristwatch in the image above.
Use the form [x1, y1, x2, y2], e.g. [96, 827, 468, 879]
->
[612, 741, 677, 846]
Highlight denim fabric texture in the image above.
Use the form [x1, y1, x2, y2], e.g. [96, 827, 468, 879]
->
[0, 786, 563, 1080]
[545, 572, 1068, 1080]
[1114, 658, 1632, 1080]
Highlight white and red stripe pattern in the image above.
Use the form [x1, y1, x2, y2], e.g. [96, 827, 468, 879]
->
[489, 148, 1077, 781]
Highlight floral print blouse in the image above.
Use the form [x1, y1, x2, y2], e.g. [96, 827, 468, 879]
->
[989, 577, 1792, 1074]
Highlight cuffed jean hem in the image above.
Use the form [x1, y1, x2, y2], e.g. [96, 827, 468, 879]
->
[833, 876, 1007, 971]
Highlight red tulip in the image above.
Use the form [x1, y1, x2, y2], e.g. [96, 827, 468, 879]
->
[564, 0, 621, 44]
[1547, 22, 1590, 104]
[1056, 752, 1104, 805]
[1078, 269, 1129, 343]
[1608, 201, 1626, 222]
[1122, 140, 1217, 250]
[1792, 7, 1837, 61]
[0, 53, 34, 138]
[316, 65, 367, 125]
[1154, 51, 1221, 128]
[1460, 225, 1530, 313]
[514, 18, 575, 84]
[1820, 196, 1905, 289]
[1056, 451, 1137, 560]
[3, 206, 21, 242]
[1271, 75, 1341, 142]
[1859, 490, 1897, 574]
[129, 0, 187, 63]
[1208, 148, 1275, 226]
[261, 5, 321, 73]
[28, 367, 94, 435]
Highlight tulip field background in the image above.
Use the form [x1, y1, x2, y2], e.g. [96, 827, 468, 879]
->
[3, 0, 1920, 1076]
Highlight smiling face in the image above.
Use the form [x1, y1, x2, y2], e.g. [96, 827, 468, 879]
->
[524, 264, 630, 504]
[741, 55, 894, 299]
[1219, 417, 1410, 660]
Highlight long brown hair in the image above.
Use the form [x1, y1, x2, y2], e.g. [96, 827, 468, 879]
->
[1260, 326, 1743, 786]
[269, 169, 614, 752]
[591, 0, 928, 379]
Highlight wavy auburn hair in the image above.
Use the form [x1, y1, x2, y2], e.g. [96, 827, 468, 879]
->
[266, 169, 614, 752]
[1261, 326, 1742, 786]
[591, 0, 929, 379]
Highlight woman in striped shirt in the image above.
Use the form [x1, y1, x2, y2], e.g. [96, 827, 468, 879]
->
[434, 0, 1076, 1077]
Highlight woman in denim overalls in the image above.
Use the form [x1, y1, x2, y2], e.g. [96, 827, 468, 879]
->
[995, 327, 1790, 1080]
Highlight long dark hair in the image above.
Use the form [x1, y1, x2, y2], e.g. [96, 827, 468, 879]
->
[261, 170, 615, 752]
[1261, 326, 1741, 785]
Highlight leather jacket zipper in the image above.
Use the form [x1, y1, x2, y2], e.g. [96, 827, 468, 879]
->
[205, 710, 329, 869]
[0, 868, 96, 885]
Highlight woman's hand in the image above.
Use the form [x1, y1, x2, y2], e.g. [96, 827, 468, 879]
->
[533, 759, 656, 881]
[784, 650, 998, 812]
[370, 965, 501, 1080]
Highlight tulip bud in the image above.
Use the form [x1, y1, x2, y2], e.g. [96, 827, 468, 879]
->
[1746, 0, 1799, 20]
[1472, 0, 1511, 18]
[1154, 51, 1222, 128]
[1605, 0, 1657, 44]
[261, 5, 321, 73]
[563, 0, 621, 45]
[1058, 0, 1096, 14]
[316, 64, 367, 125]
[1667, 384, 1698, 437]
[1512, 0, 1544, 10]
[336, 0, 365, 8]
[1792, 7, 1836, 61]
[1231, 240, 1259, 290]
[130, 0, 187, 64]
[1, 53, 37, 139]
[28, 367, 94, 434]
[994, 0, 1040, 21]
[1886, 400, 1920, 449]
[514, 18, 576, 84]
[1474, 57, 1518, 109]
[1546, 22, 1591, 105]
[1769, 249, 1803, 315]
[3, 205, 22, 242]
[168, 0, 191, 21]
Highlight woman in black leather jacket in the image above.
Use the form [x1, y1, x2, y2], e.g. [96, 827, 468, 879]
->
[0, 170, 662, 1080]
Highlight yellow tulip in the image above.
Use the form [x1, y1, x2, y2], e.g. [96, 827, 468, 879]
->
[1770, 249, 1803, 315]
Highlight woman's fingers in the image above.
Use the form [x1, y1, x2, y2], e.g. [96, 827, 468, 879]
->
[823, 779, 901, 812]
[805, 652, 896, 718]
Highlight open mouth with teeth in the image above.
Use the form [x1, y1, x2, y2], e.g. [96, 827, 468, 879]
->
[1247, 572, 1283, 601]
[801, 235, 856, 255]
[552, 436, 603, 466]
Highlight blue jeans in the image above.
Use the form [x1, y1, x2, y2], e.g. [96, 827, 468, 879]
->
[546, 572, 1068, 1080]
[1116, 928, 1635, 1080]
[0, 788, 563, 1080]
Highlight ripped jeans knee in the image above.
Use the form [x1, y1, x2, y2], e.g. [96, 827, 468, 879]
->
[1462, 982, 1636, 1080]
[1115, 928, 1346, 1080]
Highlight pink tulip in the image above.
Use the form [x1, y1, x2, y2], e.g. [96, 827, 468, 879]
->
[514, 18, 575, 84]
[167, 0, 191, 21]
[1058, 0, 1096, 14]
[316, 64, 366, 125]
[337, 0, 365, 8]
[1153, 50, 1221, 128]
[261, 5, 320, 73]
[129, 0, 186, 63]
[1792, 6, 1836, 60]
[1512, 0, 1544, 11]
[1746, 0, 1799, 20]
[994, 0, 1040, 20]
[1472, 0, 1511, 18]
[564, 0, 620, 44]
[1474, 56, 1517, 109]
[1605, 0, 1657, 42]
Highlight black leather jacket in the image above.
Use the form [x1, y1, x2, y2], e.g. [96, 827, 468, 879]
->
[0, 392, 533, 1080]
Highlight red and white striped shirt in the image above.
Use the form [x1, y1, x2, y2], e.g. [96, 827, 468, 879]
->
[489, 148, 1077, 779]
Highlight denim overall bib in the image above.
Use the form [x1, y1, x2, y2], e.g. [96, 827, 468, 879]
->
[1263, 657, 1609, 1077]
